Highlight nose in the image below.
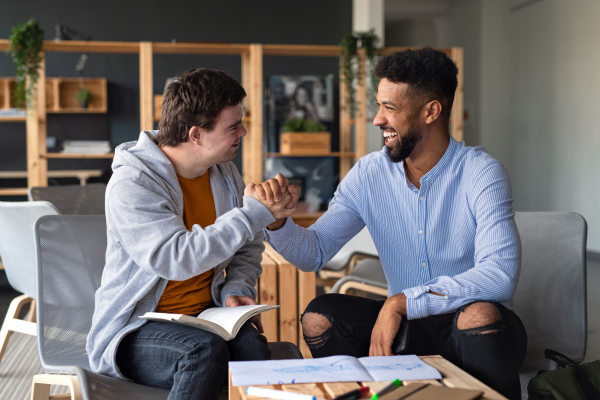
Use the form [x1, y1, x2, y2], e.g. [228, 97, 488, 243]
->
[239, 124, 248, 138]
[373, 109, 386, 127]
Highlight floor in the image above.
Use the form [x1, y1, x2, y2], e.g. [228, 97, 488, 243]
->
[0, 259, 598, 399]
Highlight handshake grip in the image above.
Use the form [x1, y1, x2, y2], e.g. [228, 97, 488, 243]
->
[244, 182, 299, 221]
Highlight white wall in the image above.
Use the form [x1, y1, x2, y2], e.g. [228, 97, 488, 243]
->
[504, 0, 600, 251]
[439, 0, 600, 251]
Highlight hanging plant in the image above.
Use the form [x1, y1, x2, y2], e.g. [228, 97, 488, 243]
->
[339, 29, 382, 117]
[7, 19, 45, 109]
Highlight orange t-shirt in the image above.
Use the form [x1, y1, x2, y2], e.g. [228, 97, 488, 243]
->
[155, 171, 216, 315]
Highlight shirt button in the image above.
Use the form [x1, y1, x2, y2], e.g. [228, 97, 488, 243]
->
[421, 263, 426, 267]
[419, 196, 424, 201]
[418, 230, 423, 235]
[444, 296, 449, 299]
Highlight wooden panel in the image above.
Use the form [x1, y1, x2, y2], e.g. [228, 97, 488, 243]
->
[291, 212, 323, 228]
[263, 45, 341, 57]
[242, 44, 263, 185]
[26, 55, 47, 188]
[280, 132, 331, 155]
[420, 356, 506, 400]
[282, 383, 326, 399]
[298, 269, 316, 358]
[322, 382, 360, 398]
[55, 79, 107, 112]
[0, 79, 8, 109]
[278, 262, 298, 343]
[241, 51, 251, 112]
[42, 153, 114, 159]
[153, 42, 250, 55]
[355, 49, 368, 162]
[0, 188, 28, 196]
[450, 47, 464, 142]
[259, 252, 278, 342]
[139, 42, 154, 131]
[154, 95, 163, 122]
[42, 40, 140, 53]
[339, 57, 352, 179]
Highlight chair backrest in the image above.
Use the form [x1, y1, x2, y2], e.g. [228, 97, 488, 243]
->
[513, 212, 587, 368]
[0, 201, 60, 297]
[325, 226, 378, 270]
[34, 215, 107, 372]
[28, 183, 107, 215]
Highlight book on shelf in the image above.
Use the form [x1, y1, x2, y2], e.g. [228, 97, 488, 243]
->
[140, 304, 279, 341]
[61, 140, 111, 154]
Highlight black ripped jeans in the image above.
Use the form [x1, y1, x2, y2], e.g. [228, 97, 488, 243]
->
[302, 294, 527, 400]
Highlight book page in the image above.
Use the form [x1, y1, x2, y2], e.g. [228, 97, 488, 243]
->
[358, 355, 442, 382]
[229, 355, 373, 386]
[197, 305, 276, 337]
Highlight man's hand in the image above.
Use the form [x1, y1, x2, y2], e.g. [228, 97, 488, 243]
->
[369, 293, 407, 356]
[251, 173, 300, 210]
[225, 295, 264, 333]
[245, 184, 296, 220]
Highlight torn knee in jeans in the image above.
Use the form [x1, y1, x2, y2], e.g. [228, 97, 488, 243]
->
[458, 321, 504, 336]
[301, 312, 333, 349]
[456, 301, 503, 334]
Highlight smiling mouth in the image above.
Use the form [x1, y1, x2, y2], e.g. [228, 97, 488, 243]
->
[382, 128, 398, 145]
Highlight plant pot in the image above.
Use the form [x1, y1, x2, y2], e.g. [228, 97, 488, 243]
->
[280, 132, 331, 155]
[79, 101, 89, 109]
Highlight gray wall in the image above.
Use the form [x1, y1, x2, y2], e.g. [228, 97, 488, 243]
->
[0, 0, 351, 175]
[433, 0, 600, 251]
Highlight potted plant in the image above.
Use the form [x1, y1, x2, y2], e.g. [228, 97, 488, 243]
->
[280, 118, 330, 155]
[340, 29, 382, 117]
[7, 19, 45, 109]
[76, 88, 93, 108]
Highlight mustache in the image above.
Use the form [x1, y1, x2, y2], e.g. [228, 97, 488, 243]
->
[379, 125, 396, 132]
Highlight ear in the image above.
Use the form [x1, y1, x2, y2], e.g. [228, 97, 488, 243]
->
[424, 100, 443, 124]
[188, 126, 203, 145]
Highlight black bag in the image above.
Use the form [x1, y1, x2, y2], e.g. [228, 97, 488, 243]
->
[528, 349, 600, 400]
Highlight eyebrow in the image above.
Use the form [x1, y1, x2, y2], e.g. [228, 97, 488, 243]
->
[227, 118, 242, 130]
[381, 100, 399, 107]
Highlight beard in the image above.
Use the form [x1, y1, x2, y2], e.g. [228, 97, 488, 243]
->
[384, 114, 422, 163]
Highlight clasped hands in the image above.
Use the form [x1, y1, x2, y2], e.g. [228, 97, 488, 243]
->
[244, 173, 300, 229]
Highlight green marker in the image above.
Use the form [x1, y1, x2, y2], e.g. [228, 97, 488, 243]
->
[371, 379, 402, 400]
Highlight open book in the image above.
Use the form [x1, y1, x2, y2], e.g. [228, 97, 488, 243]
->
[140, 304, 279, 341]
[229, 355, 442, 386]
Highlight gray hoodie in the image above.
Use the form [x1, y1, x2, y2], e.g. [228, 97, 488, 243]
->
[86, 131, 275, 379]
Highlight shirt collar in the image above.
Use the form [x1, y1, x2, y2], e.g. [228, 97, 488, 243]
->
[395, 136, 458, 187]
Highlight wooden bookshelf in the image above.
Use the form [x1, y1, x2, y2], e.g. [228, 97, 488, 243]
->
[0, 39, 463, 201]
[0, 77, 107, 114]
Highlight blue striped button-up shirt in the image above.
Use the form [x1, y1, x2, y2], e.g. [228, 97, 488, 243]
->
[264, 137, 521, 320]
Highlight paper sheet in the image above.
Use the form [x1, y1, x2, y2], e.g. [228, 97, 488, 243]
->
[229, 355, 441, 386]
[229, 356, 373, 386]
[358, 355, 442, 381]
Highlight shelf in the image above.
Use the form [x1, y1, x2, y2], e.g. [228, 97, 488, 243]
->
[0, 116, 26, 122]
[265, 152, 355, 158]
[0, 188, 28, 196]
[42, 153, 114, 159]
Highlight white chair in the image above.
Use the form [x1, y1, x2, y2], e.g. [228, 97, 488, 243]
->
[0, 201, 59, 365]
[318, 227, 379, 289]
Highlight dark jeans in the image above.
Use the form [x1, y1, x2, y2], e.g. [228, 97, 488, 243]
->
[116, 321, 270, 400]
[303, 294, 527, 400]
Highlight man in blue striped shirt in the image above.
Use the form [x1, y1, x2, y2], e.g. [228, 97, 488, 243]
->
[248, 48, 526, 399]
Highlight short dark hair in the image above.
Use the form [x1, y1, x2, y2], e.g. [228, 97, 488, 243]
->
[374, 47, 458, 121]
[156, 68, 246, 147]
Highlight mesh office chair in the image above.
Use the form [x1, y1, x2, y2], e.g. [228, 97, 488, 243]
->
[318, 227, 379, 290]
[28, 183, 107, 215]
[32, 215, 302, 400]
[0, 201, 59, 365]
[513, 212, 588, 399]
[330, 258, 387, 296]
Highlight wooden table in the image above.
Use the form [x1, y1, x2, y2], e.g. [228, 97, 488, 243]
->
[229, 355, 507, 400]
[258, 242, 316, 358]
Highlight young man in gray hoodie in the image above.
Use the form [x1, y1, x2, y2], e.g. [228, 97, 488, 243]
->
[86, 68, 296, 400]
